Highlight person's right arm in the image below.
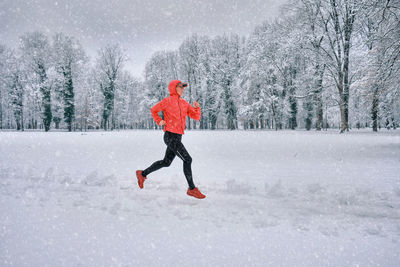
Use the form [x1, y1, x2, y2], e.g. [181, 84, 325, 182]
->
[151, 99, 165, 125]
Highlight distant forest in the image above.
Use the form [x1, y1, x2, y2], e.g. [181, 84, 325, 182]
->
[0, 0, 399, 132]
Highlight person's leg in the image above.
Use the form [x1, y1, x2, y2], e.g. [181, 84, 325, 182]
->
[142, 146, 176, 177]
[167, 137, 195, 190]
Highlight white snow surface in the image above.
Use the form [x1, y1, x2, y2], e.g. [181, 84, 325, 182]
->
[1, 129, 400, 266]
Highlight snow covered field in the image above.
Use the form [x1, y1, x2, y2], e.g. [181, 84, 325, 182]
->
[1, 129, 399, 266]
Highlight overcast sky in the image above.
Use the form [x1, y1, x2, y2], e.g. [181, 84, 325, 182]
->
[0, 0, 287, 79]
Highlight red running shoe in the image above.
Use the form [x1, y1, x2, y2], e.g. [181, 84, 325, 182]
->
[136, 170, 146, 189]
[187, 187, 206, 199]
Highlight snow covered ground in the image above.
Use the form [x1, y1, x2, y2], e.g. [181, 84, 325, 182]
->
[1, 129, 399, 266]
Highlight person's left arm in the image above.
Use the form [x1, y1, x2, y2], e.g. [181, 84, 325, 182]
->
[187, 101, 201, 121]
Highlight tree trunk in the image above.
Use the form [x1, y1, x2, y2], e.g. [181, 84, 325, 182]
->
[329, 0, 355, 133]
[371, 86, 379, 131]
[315, 69, 324, 131]
[63, 67, 75, 132]
[38, 64, 51, 132]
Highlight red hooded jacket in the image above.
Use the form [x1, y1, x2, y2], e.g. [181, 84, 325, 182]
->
[151, 80, 201, 135]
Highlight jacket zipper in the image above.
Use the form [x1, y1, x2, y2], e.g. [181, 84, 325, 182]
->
[177, 97, 184, 133]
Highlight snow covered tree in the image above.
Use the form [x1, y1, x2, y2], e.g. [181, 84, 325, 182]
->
[209, 34, 241, 130]
[178, 34, 209, 129]
[0, 45, 5, 129]
[96, 44, 125, 130]
[113, 70, 140, 129]
[20, 32, 52, 131]
[356, 0, 400, 131]
[9, 57, 25, 131]
[1, 47, 26, 130]
[125, 77, 143, 129]
[52, 33, 87, 131]
[241, 21, 290, 130]
[47, 68, 64, 129]
[75, 68, 102, 131]
[313, 0, 361, 132]
[294, 0, 327, 130]
[196, 36, 219, 129]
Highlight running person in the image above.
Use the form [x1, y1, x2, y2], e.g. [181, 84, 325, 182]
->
[136, 80, 206, 199]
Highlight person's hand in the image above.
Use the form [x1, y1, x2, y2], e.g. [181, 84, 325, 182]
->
[159, 120, 166, 126]
[193, 101, 200, 108]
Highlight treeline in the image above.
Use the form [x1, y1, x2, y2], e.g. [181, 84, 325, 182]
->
[0, 0, 399, 132]
[0, 33, 143, 131]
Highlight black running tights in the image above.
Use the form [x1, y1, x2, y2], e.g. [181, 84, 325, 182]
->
[142, 131, 195, 189]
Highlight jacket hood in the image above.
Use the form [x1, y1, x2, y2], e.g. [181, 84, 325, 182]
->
[168, 80, 181, 96]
